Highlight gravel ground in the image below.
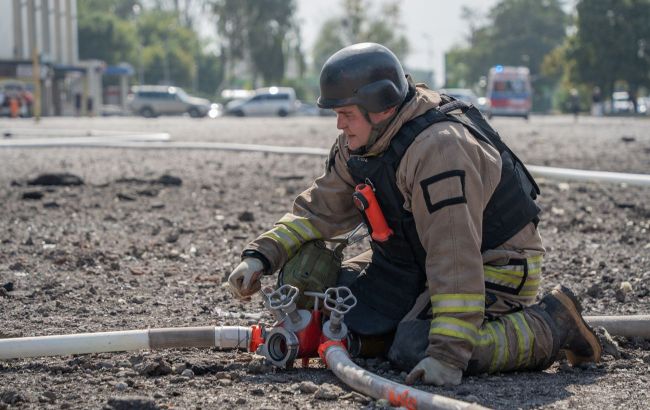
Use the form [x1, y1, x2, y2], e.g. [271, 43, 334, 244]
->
[0, 115, 649, 409]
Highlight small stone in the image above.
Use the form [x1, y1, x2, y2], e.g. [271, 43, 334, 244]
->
[114, 382, 128, 391]
[42, 391, 57, 401]
[250, 388, 265, 396]
[238, 211, 255, 222]
[105, 396, 160, 410]
[99, 361, 115, 369]
[465, 395, 480, 403]
[595, 327, 621, 359]
[235, 398, 247, 405]
[0, 391, 25, 405]
[314, 383, 341, 400]
[181, 369, 194, 378]
[165, 231, 180, 243]
[375, 398, 391, 408]
[22, 191, 44, 200]
[619, 281, 633, 293]
[158, 174, 182, 186]
[117, 192, 136, 201]
[298, 381, 318, 394]
[217, 378, 232, 386]
[1, 282, 14, 292]
[586, 284, 602, 298]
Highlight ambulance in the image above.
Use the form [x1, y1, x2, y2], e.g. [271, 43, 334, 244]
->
[486, 65, 532, 119]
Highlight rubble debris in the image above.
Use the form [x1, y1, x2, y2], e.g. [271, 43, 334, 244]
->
[27, 173, 84, 186]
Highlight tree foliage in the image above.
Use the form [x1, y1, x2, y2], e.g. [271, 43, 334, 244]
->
[211, 0, 300, 86]
[78, 0, 141, 19]
[445, 0, 567, 110]
[312, 0, 409, 71]
[569, 0, 650, 98]
[77, 0, 223, 96]
[78, 13, 138, 64]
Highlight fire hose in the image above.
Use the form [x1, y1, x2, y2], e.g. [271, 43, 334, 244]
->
[1, 284, 649, 410]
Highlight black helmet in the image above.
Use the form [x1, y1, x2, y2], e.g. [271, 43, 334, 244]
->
[317, 43, 408, 113]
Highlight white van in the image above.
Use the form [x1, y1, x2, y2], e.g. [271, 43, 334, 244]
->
[225, 87, 299, 117]
[486, 66, 532, 119]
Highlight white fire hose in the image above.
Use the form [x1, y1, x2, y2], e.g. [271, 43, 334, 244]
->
[323, 344, 487, 410]
[0, 326, 251, 360]
[1, 136, 649, 187]
[2, 315, 649, 410]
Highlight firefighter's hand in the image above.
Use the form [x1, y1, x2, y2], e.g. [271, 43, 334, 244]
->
[228, 258, 265, 300]
[405, 356, 462, 386]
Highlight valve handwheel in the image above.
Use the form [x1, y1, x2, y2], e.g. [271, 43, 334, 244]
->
[268, 284, 299, 310]
[324, 287, 357, 315]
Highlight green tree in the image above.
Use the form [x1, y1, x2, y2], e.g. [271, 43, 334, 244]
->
[569, 0, 650, 100]
[312, 0, 409, 71]
[211, 0, 300, 86]
[78, 13, 138, 64]
[445, 0, 567, 110]
[78, 0, 141, 19]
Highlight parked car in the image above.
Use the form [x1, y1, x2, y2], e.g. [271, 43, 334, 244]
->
[611, 91, 635, 114]
[637, 97, 650, 115]
[127, 85, 211, 118]
[225, 87, 299, 117]
[438, 88, 492, 116]
[439, 88, 479, 106]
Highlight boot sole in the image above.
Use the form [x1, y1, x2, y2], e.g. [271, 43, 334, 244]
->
[552, 286, 602, 365]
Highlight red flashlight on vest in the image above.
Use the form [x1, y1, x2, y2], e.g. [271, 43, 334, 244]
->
[353, 183, 393, 242]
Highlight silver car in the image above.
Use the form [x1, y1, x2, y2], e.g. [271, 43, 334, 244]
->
[225, 87, 299, 117]
[128, 85, 211, 118]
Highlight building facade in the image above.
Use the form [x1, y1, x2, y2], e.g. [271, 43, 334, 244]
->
[0, 0, 100, 116]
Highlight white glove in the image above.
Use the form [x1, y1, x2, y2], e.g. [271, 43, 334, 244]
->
[405, 356, 462, 386]
[228, 257, 265, 300]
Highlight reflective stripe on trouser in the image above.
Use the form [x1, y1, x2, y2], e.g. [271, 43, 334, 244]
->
[466, 306, 556, 374]
[484, 255, 543, 315]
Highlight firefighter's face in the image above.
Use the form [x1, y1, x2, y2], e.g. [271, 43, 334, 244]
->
[334, 105, 372, 150]
[334, 105, 393, 151]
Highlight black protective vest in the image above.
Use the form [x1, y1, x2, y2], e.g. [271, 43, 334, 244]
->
[343, 97, 541, 335]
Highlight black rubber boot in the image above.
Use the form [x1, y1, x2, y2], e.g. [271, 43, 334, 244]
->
[538, 285, 602, 365]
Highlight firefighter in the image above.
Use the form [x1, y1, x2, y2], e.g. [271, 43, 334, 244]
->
[228, 43, 601, 386]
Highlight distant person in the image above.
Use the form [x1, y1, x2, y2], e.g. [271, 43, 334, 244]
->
[591, 86, 603, 116]
[74, 93, 82, 116]
[569, 88, 580, 121]
[86, 97, 94, 117]
[228, 42, 602, 386]
[9, 96, 20, 118]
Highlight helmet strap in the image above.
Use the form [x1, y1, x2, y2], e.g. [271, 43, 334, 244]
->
[363, 106, 397, 148]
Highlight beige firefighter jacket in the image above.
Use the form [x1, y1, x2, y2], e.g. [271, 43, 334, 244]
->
[243, 82, 544, 370]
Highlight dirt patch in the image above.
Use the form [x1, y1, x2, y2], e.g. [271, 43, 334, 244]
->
[0, 116, 649, 409]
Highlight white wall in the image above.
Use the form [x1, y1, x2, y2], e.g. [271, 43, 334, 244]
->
[0, 2, 15, 59]
[0, 0, 77, 64]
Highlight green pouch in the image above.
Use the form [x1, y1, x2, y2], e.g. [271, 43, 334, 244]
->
[277, 239, 346, 309]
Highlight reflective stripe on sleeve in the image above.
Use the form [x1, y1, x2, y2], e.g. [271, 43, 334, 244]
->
[429, 316, 479, 345]
[277, 215, 322, 241]
[430, 293, 485, 314]
[261, 226, 302, 255]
